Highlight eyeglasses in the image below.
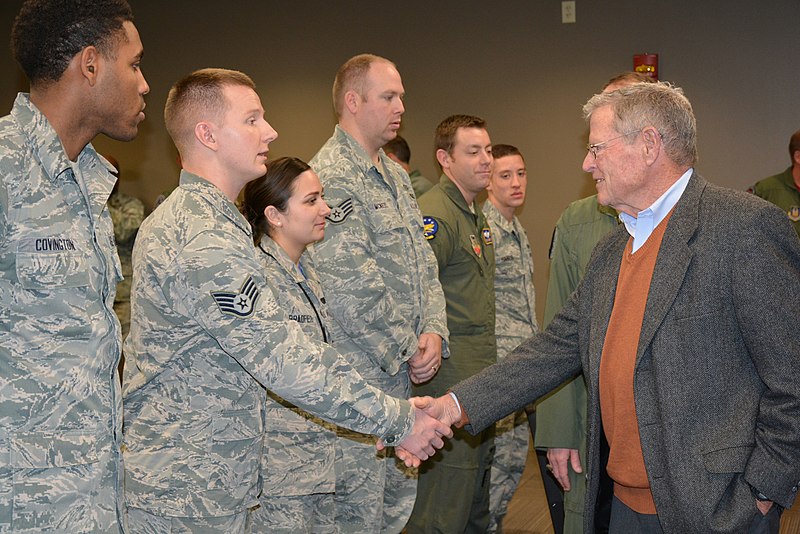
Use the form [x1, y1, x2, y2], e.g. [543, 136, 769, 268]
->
[586, 130, 641, 159]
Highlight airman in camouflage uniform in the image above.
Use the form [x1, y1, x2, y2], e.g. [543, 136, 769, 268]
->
[482, 145, 539, 533]
[251, 236, 338, 533]
[123, 68, 449, 533]
[0, 2, 148, 531]
[310, 55, 448, 533]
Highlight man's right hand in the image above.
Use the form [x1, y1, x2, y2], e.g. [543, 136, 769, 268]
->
[376, 401, 453, 468]
[546, 448, 583, 491]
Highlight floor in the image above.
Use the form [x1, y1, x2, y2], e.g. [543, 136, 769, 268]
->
[502, 442, 800, 534]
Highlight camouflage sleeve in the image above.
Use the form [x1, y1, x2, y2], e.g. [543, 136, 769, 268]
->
[170, 229, 415, 446]
[312, 178, 419, 367]
[0, 175, 6, 244]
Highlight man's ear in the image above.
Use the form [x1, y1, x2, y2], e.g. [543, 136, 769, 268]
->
[641, 126, 661, 165]
[792, 149, 800, 167]
[435, 148, 450, 169]
[195, 122, 217, 150]
[344, 90, 360, 114]
[79, 46, 100, 86]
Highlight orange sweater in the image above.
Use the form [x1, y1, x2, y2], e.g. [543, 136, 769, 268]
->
[599, 211, 673, 514]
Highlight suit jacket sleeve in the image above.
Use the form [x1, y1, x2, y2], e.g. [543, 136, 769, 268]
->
[737, 203, 800, 508]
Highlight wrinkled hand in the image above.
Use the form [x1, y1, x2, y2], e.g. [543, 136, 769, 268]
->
[412, 394, 463, 428]
[376, 401, 453, 468]
[546, 448, 582, 491]
[408, 333, 442, 384]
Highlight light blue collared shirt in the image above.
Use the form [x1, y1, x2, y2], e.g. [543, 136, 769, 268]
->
[620, 169, 693, 252]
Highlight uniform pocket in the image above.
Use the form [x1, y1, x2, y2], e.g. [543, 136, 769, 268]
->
[261, 406, 336, 496]
[14, 248, 92, 340]
[3, 430, 107, 531]
[206, 407, 263, 509]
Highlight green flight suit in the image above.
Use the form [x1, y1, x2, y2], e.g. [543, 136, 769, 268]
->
[534, 194, 618, 534]
[750, 166, 800, 238]
[408, 175, 497, 534]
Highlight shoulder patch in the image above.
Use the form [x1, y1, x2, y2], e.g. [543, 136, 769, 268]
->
[211, 276, 261, 318]
[789, 206, 800, 222]
[482, 227, 493, 245]
[326, 198, 354, 224]
[423, 216, 438, 240]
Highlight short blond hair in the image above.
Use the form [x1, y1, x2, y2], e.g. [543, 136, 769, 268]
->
[164, 68, 256, 154]
[332, 54, 394, 118]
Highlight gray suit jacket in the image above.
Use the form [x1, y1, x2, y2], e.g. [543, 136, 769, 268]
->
[453, 174, 800, 533]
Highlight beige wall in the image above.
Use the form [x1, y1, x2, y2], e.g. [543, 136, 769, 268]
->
[2, 1, 799, 324]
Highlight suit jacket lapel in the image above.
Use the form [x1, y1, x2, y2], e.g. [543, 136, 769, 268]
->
[635, 172, 705, 366]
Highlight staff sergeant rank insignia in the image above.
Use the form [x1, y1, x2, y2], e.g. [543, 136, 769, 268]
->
[212, 275, 261, 318]
[423, 216, 438, 240]
[326, 198, 354, 224]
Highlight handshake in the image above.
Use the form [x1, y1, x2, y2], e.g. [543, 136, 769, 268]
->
[376, 394, 465, 468]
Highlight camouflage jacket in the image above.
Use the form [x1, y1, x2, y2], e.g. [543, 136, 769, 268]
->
[0, 94, 123, 531]
[310, 126, 448, 379]
[483, 200, 538, 357]
[256, 236, 337, 497]
[122, 171, 414, 517]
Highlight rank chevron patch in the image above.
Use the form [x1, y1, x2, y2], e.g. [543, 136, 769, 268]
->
[326, 198, 354, 224]
[211, 275, 261, 318]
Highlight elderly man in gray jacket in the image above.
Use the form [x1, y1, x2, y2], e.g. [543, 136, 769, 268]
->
[413, 82, 800, 534]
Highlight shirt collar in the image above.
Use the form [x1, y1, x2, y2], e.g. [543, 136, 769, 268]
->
[483, 199, 516, 234]
[620, 168, 692, 252]
[179, 170, 252, 236]
[258, 235, 306, 283]
[438, 174, 478, 216]
[332, 125, 390, 175]
[12, 93, 115, 188]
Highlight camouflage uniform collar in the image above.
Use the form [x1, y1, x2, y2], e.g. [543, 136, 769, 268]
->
[179, 170, 252, 236]
[332, 125, 388, 175]
[258, 235, 306, 283]
[438, 174, 480, 217]
[12, 93, 115, 186]
[482, 199, 517, 234]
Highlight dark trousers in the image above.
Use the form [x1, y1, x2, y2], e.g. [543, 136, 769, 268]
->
[526, 408, 565, 534]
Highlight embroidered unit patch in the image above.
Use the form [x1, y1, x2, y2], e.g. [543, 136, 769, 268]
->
[423, 216, 438, 240]
[482, 227, 493, 245]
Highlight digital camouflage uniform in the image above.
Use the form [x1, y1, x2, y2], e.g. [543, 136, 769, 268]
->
[108, 190, 145, 340]
[310, 125, 448, 533]
[408, 175, 497, 534]
[123, 171, 416, 532]
[0, 94, 124, 532]
[534, 194, 618, 534]
[482, 199, 539, 533]
[251, 236, 337, 534]
[749, 166, 800, 238]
